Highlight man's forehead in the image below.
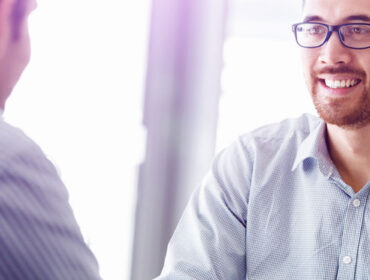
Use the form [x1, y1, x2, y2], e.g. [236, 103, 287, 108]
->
[303, 0, 370, 23]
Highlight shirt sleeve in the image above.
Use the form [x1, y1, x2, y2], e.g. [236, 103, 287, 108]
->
[0, 135, 102, 279]
[155, 137, 251, 279]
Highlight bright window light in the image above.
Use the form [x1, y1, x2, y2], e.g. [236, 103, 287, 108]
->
[4, 0, 150, 279]
[217, 0, 316, 152]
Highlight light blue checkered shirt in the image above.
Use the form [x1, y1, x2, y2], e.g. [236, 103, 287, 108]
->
[155, 113, 370, 280]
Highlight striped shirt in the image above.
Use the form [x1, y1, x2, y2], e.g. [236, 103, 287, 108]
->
[156, 113, 370, 280]
[0, 120, 101, 279]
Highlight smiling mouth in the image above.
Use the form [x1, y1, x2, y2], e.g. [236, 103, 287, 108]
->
[321, 79, 361, 89]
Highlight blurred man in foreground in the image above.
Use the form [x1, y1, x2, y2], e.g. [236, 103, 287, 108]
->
[156, 0, 370, 278]
[0, 0, 101, 278]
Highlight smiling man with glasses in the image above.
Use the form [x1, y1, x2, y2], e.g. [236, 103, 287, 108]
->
[155, 0, 370, 279]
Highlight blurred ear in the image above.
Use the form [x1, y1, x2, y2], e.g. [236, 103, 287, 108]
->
[0, 0, 16, 58]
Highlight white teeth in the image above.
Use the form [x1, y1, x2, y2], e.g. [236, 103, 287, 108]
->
[324, 79, 359, 88]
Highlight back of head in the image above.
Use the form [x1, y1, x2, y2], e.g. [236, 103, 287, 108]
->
[12, 0, 29, 40]
[0, 0, 34, 109]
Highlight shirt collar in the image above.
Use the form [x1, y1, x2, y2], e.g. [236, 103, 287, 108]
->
[291, 119, 334, 177]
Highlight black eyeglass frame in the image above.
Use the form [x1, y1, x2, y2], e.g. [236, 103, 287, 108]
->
[292, 22, 370, 50]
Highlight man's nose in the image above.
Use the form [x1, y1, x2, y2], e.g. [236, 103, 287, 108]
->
[319, 31, 352, 65]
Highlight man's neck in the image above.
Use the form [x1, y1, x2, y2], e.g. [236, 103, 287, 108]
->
[327, 123, 370, 193]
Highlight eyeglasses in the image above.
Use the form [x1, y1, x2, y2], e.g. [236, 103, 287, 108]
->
[292, 22, 370, 49]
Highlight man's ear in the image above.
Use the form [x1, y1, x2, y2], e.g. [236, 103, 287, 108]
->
[0, 0, 16, 59]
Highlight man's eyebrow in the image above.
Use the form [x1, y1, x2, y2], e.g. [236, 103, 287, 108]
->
[302, 15, 323, 22]
[302, 14, 370, 23]
[344, 14, 370, 22]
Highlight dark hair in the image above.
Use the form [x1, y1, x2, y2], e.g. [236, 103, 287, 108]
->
[11, 0, 28, 40]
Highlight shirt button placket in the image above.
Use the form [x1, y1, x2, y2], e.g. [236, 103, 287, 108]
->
[336, 196, 366, 280]
[343, 256, 352, 265]
[352, 199, 361, 208]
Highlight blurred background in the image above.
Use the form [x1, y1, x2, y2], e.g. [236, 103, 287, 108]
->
[4, 0, 316, 279]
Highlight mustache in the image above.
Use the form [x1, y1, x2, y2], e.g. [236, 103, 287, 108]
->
[316, 66, 366, 77]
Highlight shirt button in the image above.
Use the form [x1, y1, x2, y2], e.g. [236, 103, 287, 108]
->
[353, 199, 361, 207]
[343, 256, 352, 264]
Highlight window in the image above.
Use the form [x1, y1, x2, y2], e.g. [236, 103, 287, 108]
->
[217, 0, 316, 151]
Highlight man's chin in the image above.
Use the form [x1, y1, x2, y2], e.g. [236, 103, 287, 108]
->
[316, 107, 370, 129]
[312, 86, 370, 129]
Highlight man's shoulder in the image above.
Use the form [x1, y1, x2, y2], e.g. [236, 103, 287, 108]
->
[240, 113, 322, 146]
[231, 113, 323, 170]
[0, 120, 44, 160]
[216, 113, 323, 173]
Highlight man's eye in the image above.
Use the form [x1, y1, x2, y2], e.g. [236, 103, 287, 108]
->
[308, 26, 325, 34]
[343, 25, 370, 36]
[296, 24, 326, 35]
[352, 27, 363, 33]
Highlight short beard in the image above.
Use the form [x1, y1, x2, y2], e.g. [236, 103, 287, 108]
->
[313, 90, 370, 129]
[310, 66, 370, 129]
